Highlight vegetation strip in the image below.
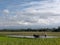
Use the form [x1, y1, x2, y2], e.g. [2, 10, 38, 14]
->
[0, 37, 60, 45]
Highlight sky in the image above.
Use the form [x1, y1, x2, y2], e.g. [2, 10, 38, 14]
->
[0, 0, 60, 29]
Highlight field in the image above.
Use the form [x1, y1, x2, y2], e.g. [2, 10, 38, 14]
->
[0, 32, 60, 36]
[0, 37, 60, 45]
[0, 32, 60, 45]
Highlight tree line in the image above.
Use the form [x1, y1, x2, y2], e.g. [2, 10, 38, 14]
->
[0, 27, 60, 32]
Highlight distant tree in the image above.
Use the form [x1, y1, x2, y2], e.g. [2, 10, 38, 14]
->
[52, 27, 60, 32]
[57, 27, 60, 32]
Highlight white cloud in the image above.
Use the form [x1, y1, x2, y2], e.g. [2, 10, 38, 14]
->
[3, 9, 10, 15]
[1, 0, 60, 28]
[23, 0, 60, 14]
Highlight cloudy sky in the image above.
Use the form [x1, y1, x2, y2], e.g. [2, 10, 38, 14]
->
[0, 0, 60, 29]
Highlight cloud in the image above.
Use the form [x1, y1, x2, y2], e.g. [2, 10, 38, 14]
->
[23, 0, 60, 14]
[0, 0, 60, 29]
[3, 9, 10, 15]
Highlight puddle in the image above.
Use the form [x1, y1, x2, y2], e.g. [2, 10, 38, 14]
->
[7, 35, 58, 38]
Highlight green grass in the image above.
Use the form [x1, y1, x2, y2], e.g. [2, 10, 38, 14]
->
[0, 37, 60, 45]
[0, 32, 60, 45]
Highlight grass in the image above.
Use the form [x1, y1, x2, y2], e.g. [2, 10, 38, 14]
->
[0, 36, 60, 45]
[0, 32, 60, 36]
[0, 32, 60, 45]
